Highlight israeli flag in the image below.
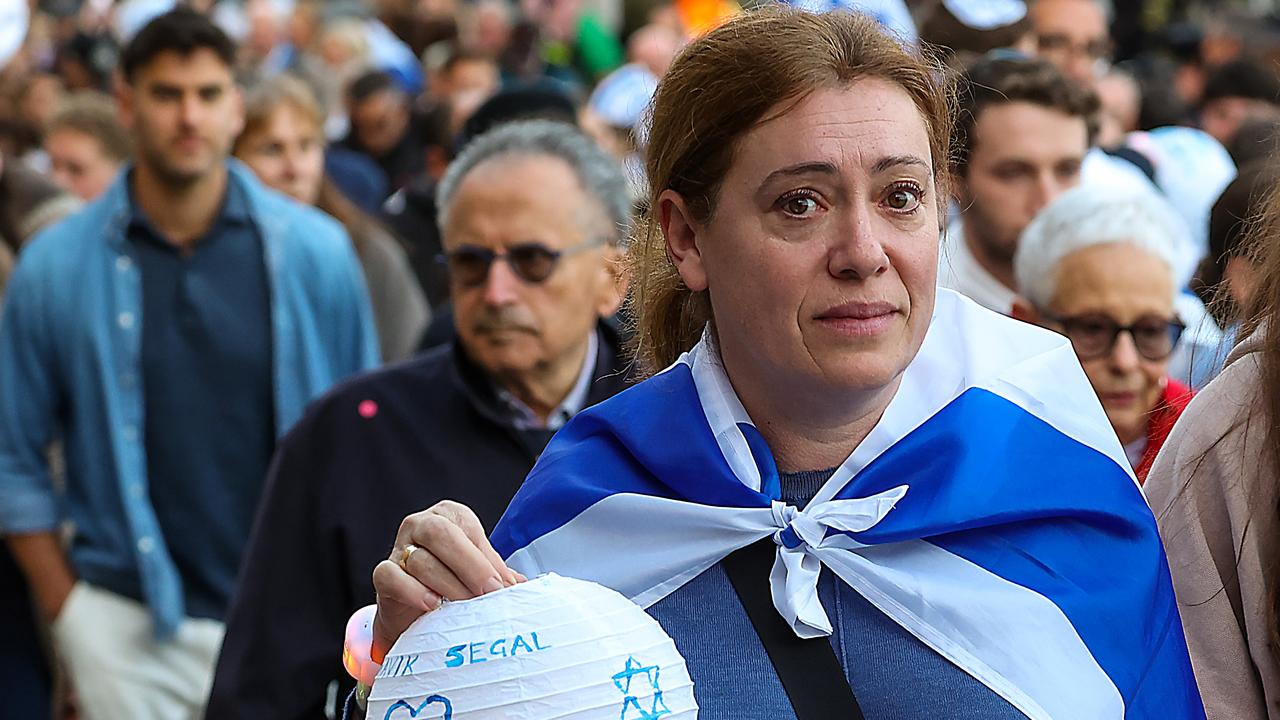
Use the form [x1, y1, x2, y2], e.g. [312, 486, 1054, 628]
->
[492, 288, 1204, 719]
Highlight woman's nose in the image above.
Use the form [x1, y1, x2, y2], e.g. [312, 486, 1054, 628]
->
[828, 209, 889, 280]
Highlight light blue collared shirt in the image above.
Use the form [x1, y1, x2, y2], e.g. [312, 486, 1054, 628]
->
[0, 161, 380, 637]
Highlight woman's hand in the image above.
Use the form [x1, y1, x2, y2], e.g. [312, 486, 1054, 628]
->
[371, 501, 524, 662]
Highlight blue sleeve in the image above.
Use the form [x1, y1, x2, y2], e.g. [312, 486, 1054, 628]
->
[0, 256, 62, 533]
[326, 223, 381, 375]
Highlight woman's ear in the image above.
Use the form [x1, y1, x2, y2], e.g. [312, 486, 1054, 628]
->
[658, 189, 709, 292]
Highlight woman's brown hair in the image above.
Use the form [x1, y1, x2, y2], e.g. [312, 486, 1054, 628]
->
[1240, 198, 1280, 445]
[235, 74, 386, 257]
[235, 74, 325, 157]
[627, 7, 955, 375]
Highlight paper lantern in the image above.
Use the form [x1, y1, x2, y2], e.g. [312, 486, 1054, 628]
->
[368, 573, 698, 720]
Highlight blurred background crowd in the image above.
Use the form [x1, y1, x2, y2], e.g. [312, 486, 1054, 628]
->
[4, 0, 1280, 718]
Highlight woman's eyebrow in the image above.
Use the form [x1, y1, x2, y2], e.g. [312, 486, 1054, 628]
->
[871, 154, 930, 174]
[759, 161, 839, 187]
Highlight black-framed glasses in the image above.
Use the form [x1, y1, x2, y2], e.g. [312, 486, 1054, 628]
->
[1043, 313, 1185, 362]
[439, 237, 605, 287]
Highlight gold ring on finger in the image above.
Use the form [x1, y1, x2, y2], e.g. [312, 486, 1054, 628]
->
[398, 543, 421, 572]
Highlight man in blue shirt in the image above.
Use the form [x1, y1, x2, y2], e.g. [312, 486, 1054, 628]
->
[0, 9, 379, 718]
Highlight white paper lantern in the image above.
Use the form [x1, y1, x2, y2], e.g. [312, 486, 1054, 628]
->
[368, 574, 698, 720]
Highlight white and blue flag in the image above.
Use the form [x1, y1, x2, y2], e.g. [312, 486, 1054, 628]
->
[492, 288, 1204, 719]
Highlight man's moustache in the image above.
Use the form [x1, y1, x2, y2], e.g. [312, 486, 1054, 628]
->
[473, 317, 538, 335]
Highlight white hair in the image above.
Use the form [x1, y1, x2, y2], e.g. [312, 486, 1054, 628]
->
[437, 120, 632, 246]
[1014, 183, 1189, 310]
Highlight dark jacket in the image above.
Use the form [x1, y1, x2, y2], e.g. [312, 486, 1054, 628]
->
[339, 126, 423, 196]
[381, 176, 448, 308]
[205, 326, 632, 720]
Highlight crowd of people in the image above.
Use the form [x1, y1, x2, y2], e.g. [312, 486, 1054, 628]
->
[1, 0, 1280, 718]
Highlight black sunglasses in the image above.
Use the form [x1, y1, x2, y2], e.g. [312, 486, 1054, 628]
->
[1043, 313, 1185, 362]
[439, 238, 605, 287]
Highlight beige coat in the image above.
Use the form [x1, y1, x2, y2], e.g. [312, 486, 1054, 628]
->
[1146, 335, 1280, 720]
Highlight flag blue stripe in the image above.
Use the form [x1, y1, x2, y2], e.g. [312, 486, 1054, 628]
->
[491, 364, 767, 557]
[832, 388, 1202, 718]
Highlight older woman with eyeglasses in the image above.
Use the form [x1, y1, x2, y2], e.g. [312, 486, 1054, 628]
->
[1013, 183, 1194, 483]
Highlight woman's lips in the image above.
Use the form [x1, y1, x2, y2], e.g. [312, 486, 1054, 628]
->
[1101, 391, 1139, 407]
[815, 302, 899, 337]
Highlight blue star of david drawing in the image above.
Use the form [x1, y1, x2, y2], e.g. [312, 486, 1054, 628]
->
[613, 656, 672, 720]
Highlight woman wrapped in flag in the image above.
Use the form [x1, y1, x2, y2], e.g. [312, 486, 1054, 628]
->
[367, 8, 1205, 719]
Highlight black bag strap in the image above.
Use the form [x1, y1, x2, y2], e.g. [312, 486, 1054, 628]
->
[721, 538, 866, 720]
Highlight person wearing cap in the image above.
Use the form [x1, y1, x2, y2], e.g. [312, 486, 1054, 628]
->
[1012, 184, 1194, 483]
[919, 0, 1034, 69]
[581, 22, 679, 158]
[582, 41, 663, 202]
[0, 10, 377, 718]
[207, 120, 631, 720]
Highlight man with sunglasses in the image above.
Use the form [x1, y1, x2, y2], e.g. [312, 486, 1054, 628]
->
[1012, 183, 1193, 484]
[207, 120, 632, 719]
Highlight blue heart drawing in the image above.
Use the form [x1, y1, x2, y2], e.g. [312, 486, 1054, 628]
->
[383, 694, 453, 720]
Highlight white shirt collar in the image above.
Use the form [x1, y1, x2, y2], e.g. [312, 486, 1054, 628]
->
[937, 218, 1018, 315]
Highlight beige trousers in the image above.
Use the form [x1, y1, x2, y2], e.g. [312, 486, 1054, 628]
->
[50, 582, 225, 720]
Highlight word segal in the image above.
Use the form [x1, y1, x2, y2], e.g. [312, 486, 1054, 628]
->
[444, 632, 551, 667]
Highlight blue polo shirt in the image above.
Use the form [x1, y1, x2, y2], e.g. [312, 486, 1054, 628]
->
[119, 177, 275, 622]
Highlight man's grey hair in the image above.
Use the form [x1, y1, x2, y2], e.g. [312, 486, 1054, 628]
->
[436, 120, 633, 245]
[1014, 182, 1189, 310]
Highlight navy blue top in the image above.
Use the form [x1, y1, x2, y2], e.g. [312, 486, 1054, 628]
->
[645, 468, 1027, 719]
[110, 177, 275, 622]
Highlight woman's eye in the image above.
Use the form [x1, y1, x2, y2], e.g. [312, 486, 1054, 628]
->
[884, 184, 923, 212]
[780, 194, 819, 217]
